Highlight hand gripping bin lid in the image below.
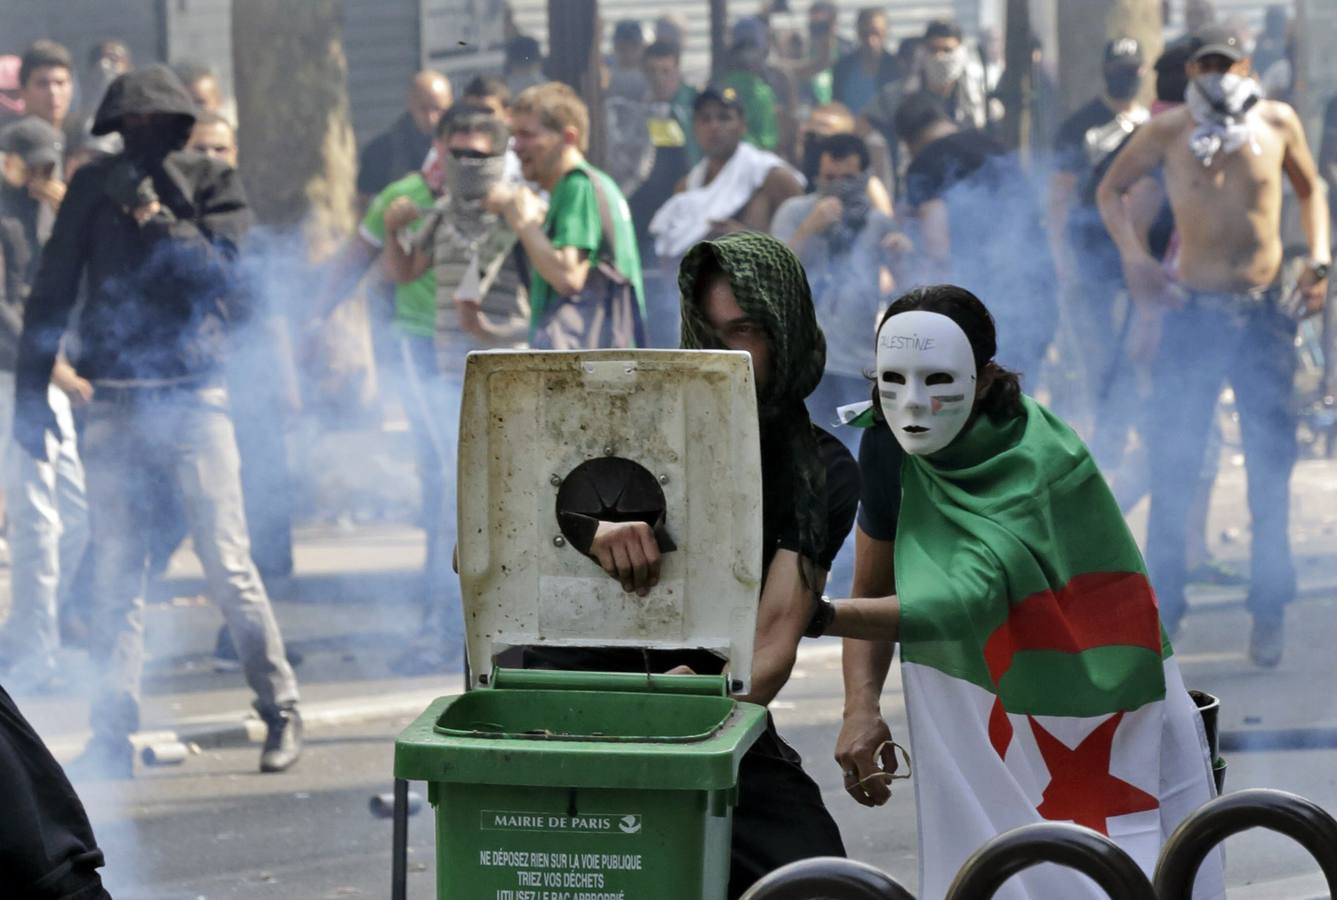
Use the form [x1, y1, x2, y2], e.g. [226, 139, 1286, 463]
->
[456, 349, 764, 693]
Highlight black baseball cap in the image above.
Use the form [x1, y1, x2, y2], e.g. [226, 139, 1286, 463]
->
[1104, 37, 1143, 66]
[1191, 25, 1246, 62]
[693, 85, 745, 115]
[0, 115, 62, 168]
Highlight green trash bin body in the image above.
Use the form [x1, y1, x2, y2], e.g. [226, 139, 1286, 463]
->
[395, 672, 768, 900]
[406, 351, 773, 899]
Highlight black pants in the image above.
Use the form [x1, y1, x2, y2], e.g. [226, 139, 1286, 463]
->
[728, 716, 847, 898]
[1146, 291, 1298, 629]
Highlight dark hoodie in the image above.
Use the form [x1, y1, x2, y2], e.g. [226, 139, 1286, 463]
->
[1, 685, 113, 899]
[15, 65, 251, 412]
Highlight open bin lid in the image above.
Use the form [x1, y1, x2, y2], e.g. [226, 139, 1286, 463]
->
[456, 350, 763, 694]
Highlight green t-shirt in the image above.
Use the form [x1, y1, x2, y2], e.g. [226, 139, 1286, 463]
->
[530, 163, 645, 337]
[360, 172, 437, 338]
[718, 70, 779, 151]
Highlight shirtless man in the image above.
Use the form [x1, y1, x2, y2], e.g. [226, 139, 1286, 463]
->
[689, 88, 803, 234]
[648, 88, 804, 262]
[1097, 25, 1330, 666]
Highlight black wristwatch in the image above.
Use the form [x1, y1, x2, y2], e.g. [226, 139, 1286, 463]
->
[804, 594, 836, 639]
[1310, 260, 1331, 282]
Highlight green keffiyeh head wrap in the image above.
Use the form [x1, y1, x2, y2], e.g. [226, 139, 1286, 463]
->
[677, 232, 830, 569]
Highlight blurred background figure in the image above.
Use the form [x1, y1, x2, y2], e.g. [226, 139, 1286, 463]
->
[503, 35, 545, 99]
[357, 70, 451, 209]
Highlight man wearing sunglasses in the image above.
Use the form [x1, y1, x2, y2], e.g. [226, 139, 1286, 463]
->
[379, 106, 528, 674]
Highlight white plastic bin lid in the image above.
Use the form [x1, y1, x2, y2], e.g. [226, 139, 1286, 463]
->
[456, 350, 764, 693]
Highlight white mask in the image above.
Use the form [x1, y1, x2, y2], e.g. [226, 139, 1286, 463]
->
[876, 310, 977, 455]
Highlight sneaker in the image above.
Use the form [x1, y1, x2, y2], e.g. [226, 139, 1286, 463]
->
[258, 706, 303, 773]
[63, 736, 135, 781]
[1249, 615, 1284, 668]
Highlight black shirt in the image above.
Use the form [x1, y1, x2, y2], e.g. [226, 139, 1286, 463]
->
[1053, 98, 1128, 261]
[1053, 98, 1118, 177]
[525, 426, 860, 676]
[855, 423, 903, 543]
[1, 686, 111, 898]
[357, 112, 432, 199]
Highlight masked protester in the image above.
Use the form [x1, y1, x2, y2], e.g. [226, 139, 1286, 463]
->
[826, 285, 1226, 900]
[772, 133, 896, 449]
[14, 65, 303, 777]
[522, 232, 858, 899]
[1097, 25, 1331, 666]
[380, 106, 530, 675]
[1047, 37, 1149, 461]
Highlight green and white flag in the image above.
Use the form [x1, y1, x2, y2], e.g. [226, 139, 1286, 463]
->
[895, 397, 1224, 899]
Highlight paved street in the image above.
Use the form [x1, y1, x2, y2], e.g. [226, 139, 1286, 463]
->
[3, 454, 1337, 898]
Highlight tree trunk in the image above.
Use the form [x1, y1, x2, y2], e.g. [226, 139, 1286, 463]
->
[232, 0, 375, 415]
[233, 0, 357, 245]
[547, 0, 605, 168]
[1056, 0, 1162, 119]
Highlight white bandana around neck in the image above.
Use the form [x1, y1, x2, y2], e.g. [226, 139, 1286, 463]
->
[876, 310, 977, 455]
[1186, 73, 1262, 166]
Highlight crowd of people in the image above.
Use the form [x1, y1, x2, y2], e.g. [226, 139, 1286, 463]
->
[0, 2, 1334, 897]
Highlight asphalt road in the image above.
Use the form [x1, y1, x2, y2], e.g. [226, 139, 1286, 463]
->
[73, 631, 1337, 900]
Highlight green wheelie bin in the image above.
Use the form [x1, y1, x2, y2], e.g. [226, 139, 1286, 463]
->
[396, 350, 772, 900]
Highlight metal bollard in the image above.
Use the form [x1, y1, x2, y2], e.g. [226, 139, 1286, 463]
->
[391, 777, 410, 900]
[740, 857, 917, 900]
[1154, 788, 1337, 899]
[944, 822, 1157, 900]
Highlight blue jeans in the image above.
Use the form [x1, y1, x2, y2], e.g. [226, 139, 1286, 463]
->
[81, 387, 299, 739]
[1146, 293, 1298, 629]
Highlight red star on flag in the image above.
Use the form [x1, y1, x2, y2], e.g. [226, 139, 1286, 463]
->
[1028, 713, 1159, 835]
[931, 397, 943, 414]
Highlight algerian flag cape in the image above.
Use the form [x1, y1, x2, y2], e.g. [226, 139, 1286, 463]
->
[895, 396, 1225, 899]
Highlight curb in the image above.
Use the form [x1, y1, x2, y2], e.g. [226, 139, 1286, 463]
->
[49, 687, 458, 763]
[50, 646, 849, 763]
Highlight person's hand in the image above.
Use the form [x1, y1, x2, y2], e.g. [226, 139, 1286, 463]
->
[880, 231, 914, 259]
[50, 360, 94, 407]
[131, 200, 162, 226]
[455, 297, 486, 337]
[1122, 252, 1184, 309]
[589, 520, 661, 596]
[13, 395, 58, 460]
[28, 176, 66, 210]
[384, 196, 421, 233]
[835, 709, 899, 807]
[707, 218, 748, 238]
[1297, 263, 1330, 317]
[485, 184, 545, 228]
[804, 196, 844, 234]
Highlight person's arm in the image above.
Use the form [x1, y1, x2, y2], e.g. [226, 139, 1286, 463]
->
[740, 166, 805, 232]
[1046, 171, 1077, 286]
[867, 175, 894, 217]
[914, 198, 952, 281]
[780, 197, 842, 259]
[835, 525, 901, 806]
[14, 167, 96, 456]
[1096, 117, 1177, 306]
[489, 183, 592, 297]
[738, 549, 826, 706]
[381, 197, 429, 284]
[1279, 103, 1332, 312]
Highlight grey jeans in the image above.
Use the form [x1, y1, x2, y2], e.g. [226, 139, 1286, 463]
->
[81, 386, 298, 739]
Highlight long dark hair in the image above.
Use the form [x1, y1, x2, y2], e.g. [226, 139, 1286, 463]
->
[870, 284, 1024, 422]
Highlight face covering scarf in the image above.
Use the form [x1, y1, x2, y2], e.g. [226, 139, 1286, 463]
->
[819, 172, 871, 256]
[1186, 73, 1262, 166]
[678, 232, 829, 566]
[922, 46, 968, 93]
